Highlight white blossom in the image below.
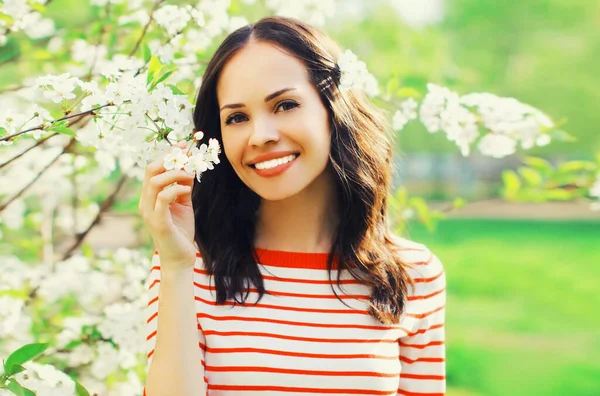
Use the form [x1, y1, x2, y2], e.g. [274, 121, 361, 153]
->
[0, 295, 24, 337]
[154, 4, 192, 37]
[393, 98, 418, 131]
[477, 133, 517, 158]
[163, 147, 189, 170]
[336, 50, 378, 96]
[35, 73, 79, 103]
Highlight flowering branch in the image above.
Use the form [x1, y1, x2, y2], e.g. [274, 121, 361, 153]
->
[0, 132, 59, 170]
[0, 138, 75, 212]
[129, 0, 168, 58]
[62, 174, 129, 260]
[0, 103, 114, 142]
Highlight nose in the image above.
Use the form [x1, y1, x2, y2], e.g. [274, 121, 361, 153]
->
[248, 115, 280, 148]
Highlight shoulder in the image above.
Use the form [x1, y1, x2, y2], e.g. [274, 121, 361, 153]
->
[389, 234, 445, 286]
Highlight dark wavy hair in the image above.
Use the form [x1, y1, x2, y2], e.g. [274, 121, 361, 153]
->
[191, 16, 414, 324]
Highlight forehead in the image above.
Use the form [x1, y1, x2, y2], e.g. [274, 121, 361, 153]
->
[217, 40, 311, 103]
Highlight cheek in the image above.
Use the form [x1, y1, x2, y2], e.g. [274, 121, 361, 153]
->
[222, 135, 243, 167]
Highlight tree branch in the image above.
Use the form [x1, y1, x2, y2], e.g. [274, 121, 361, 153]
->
[129, 0, 167, 58]
[0, 103, 114, 142]
[0, 138, 76, 212]
[61, 174, 129, 260]
[0, 133, 59, 170]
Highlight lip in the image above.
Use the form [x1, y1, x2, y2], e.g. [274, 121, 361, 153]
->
[247, 150, 300, 166]
[251, 154, 299, 178]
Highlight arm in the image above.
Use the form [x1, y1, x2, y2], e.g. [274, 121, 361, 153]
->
[144, 253, 207, 396]
[397, 252, 446, 396]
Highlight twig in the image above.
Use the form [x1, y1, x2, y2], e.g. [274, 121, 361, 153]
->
[62, 174, 129, 259]
[0, 138, 76, 212]
[0, 103, 114, 142]
[0, 133, 59, 170]
[129, 0, 167, 58]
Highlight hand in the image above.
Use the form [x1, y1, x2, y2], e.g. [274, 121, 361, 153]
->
[138, 141, 198, 271]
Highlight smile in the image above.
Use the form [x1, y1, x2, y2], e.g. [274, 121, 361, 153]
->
[251, 154, 299, 177]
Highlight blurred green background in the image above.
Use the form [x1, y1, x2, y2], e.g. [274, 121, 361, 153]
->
[2, 0, 599, 395]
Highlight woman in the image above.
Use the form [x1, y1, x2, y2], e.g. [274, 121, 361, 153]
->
[140, 16, 446, 396]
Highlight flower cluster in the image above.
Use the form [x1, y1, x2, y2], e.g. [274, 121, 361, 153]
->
[0, 0, 55, 46]
[0, 248, 152, 396]
[163, 133, 222, 182]
[392, 98, 419, 131]
[418, 83, 554, 158]
[336, 49, 379, 97]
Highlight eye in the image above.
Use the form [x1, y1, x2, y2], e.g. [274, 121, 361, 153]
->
[225, 113, 248, 125]
[275, 100, 300, 112]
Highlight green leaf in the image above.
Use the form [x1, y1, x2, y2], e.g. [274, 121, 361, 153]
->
[48, 125, 76, 137]
[29, 3, 46, 12]
[386, 77, 400, 97]
[518, 167, 543, 186]
[147, 70, 155, 87]
[543, 189, 574, 201]
[155, 70, 174, 86]
[143, 43, 151, 63]
[523, 156, 552, 172]
[4, 343, 49, 374]
[148, 56, 162, 78]
[5, 378, 25, 396]
[453, 197, 467, 209]
[4, 364, 25, 376]
[75, 380, 91, 396]
[0, 126, 7, 136]
[558, 161, 595, 173]
[549, 129, 577, 142]
[0, 13, 15, 25]
[167, 84, 185, 96]
[502, 170, 521, 199]
[396, 87, 421, 98]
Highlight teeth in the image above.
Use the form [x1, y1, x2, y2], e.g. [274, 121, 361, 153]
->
[255, 154, 297, 170]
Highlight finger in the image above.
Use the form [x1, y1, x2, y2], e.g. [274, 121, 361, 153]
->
[145, 170, 195, 215]
[145, 140, 189, 179]
[155, 184, 192, 214]
[141, 142, 191, 214]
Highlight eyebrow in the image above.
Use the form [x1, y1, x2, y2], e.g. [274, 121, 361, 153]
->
[219, 87, 297, 112]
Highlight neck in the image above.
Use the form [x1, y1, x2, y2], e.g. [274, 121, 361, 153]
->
[254, 168, 339, 253]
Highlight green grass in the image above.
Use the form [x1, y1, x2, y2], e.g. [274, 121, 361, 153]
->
[405, 219, 600, 396]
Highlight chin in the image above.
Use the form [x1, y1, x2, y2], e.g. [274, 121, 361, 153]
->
[253, 182, 308, 201]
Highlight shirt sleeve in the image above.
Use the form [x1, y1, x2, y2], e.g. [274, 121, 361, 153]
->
[397, 251, 447, 396]
[143, 253, 207, 396]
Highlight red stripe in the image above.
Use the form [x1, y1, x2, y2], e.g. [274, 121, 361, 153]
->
[147, 296, 158, 306]
[400, 373, 445, 380]
[407, 287, 445, 301]
[203, 330, 398, 344]
[148, 279, 160, 290]
[197, 313, 408, 332]
[411, 254, 434, 266]
[208, 384, 396, 395]
[400, 340, 445, 349]
[397, 389, 445, 396]
[406, 305, 445, 319]
[194, 282, 370, 300]
[146, 330, 156, 341]
[203, 346, 398, 360]
[406, 323, 444, 338]
[195, 267, 362, 285]
[413, 270, 444, 283]
[205, 365, 399, 377]
[147, 312, 158, 324]
[399, 355, 445, 364]
[194, 296, 369, 315]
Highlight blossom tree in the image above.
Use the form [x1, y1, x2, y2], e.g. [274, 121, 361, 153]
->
[0, 0, 599, 395]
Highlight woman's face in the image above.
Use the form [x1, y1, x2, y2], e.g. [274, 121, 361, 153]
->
[216, 39, 332, 201]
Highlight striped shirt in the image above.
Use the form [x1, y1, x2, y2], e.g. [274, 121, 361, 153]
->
[144, 238, 446, 395]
